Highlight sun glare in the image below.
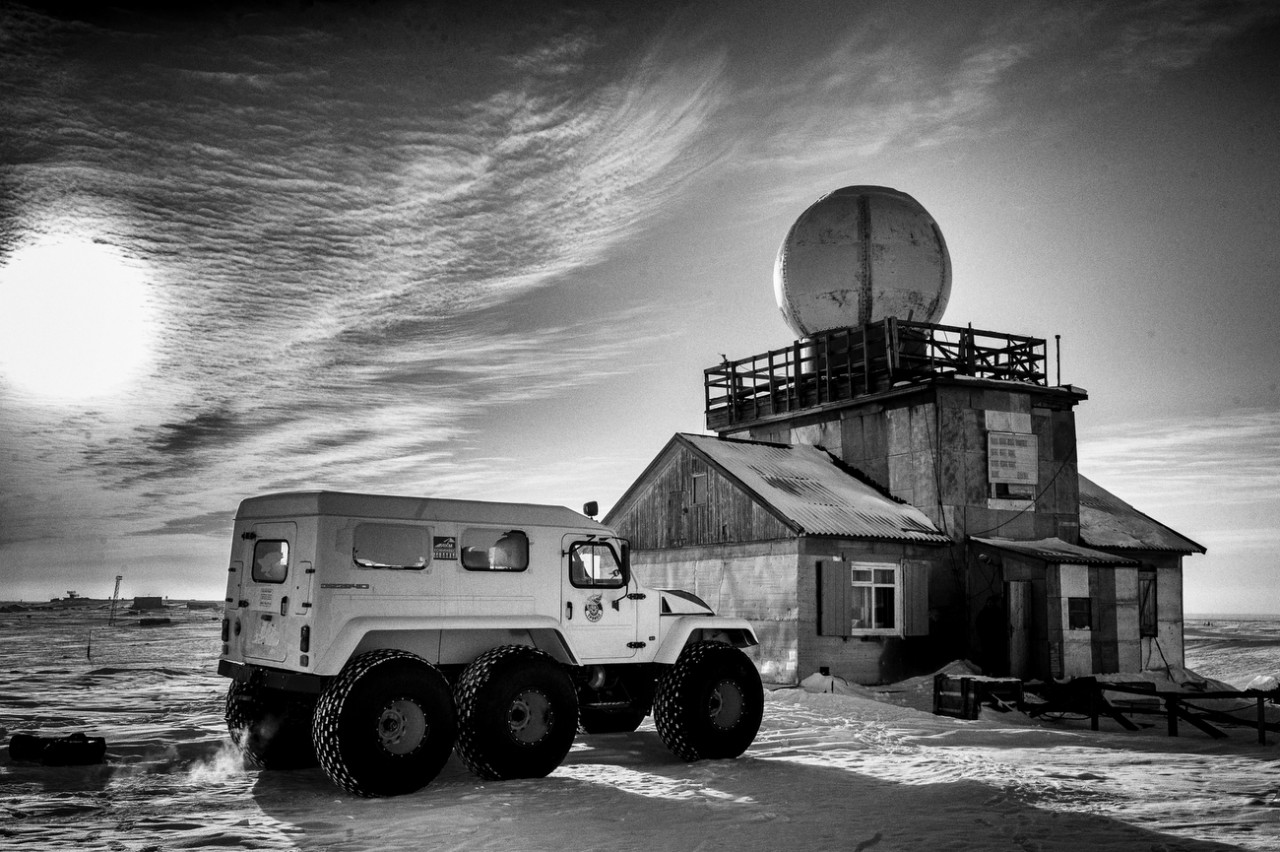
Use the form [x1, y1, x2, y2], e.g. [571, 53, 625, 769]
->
[0, 236, 155, 401]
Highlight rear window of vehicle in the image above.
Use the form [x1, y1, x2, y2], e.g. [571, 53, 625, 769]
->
[252, 540, 289, 584]
[353, 523, 432, 570]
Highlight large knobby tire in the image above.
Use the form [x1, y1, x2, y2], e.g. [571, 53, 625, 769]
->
[653, 642, 763, 762]
[578, 707, 647, 735]
[225, 680, 318, 770]
[312, 650, 457, 797]
[454, 645, 578, 780]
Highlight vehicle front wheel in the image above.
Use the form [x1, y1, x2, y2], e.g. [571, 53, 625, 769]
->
[312, 650, 457, 797]
[453, 645, 578, 780]
[225, 680, 318, 770]
[653, 642, 763, 761]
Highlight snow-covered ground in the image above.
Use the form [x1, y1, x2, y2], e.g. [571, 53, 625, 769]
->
[2, 608, 1278, 851]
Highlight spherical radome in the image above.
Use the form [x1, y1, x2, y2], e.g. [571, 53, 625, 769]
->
[773, 185, 951, 338]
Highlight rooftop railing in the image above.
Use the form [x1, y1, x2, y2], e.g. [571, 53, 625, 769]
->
[705, 319, 1047, 431]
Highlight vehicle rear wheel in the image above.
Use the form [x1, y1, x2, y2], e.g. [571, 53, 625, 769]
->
[312, 650, 457, 797]
[653, 642, 763, 761]
[225, 680, 318, 769]
[454, 645, 578, 780]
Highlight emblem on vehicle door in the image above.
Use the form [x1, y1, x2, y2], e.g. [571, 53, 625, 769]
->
[585, 594, 603, 623]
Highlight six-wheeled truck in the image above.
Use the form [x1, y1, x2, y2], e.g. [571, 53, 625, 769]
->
[218, 491, 763, 797]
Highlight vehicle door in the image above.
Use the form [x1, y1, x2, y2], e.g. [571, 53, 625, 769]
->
[560, 535, 638, 662]
[237, 522, 298, 664]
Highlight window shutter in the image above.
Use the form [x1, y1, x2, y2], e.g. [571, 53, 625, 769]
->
[901, 560, 930, 637]
[818, 561, 851, 637]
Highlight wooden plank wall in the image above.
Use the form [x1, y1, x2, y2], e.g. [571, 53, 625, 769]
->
[608, 442, 793, 551]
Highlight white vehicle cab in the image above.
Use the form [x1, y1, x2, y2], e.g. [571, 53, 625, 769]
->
[218, 490, 762, 797]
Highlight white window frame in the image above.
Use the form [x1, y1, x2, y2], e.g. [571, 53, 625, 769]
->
[848, 562, 902, 636]
[819, 560, 929, 639]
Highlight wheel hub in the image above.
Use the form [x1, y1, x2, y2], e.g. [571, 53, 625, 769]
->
[507, 688, 553, 745]
[707, 679, 744, 730]
[377, 697, 427, 755]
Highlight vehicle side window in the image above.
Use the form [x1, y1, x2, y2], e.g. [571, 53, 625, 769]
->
[460, 528, 529, 572]
[252, 540, 289, 584]
[569, 541, 625, 589]
[353, 523, 431, 570]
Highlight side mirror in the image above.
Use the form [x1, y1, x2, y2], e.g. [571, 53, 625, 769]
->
[582, 501, 598, 518]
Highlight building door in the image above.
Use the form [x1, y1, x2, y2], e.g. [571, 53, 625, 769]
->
[1007, 580, 1033, 678]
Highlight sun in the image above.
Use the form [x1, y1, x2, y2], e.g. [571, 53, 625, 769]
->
[0, 235, 155, 401]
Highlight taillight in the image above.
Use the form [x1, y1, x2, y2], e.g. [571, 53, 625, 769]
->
[299, 625, 310, 653]
[221, 617, 230, 641]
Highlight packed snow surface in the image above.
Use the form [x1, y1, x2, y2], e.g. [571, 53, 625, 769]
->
[2, 608, 1279, 851]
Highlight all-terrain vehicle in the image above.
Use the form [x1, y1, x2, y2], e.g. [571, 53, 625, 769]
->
[218, 490, 763, 797]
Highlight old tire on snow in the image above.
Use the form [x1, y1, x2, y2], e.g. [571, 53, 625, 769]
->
[578, 707, 647, 734]
[454, 645, 578, 780]
[653, 642, 763, 761]
[225, 680, 318, 769]
[312, 649, 457, 797]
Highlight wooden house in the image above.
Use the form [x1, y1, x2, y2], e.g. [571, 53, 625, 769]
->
[607, 320, 1205, 684]
[605, 433, 952, 684]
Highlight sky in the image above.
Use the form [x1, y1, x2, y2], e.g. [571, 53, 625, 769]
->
[1, 0, 1277, 611]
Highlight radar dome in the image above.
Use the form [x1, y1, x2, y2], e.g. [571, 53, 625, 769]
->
[773, 185, 951, 338]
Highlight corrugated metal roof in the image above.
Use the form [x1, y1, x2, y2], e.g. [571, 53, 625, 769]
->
[679, 434, 950, 544]
[971, 536, 1139, 565]
[1078, 475, 1206, 554]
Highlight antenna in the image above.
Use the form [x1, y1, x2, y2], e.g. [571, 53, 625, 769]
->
[109, 574, 123, 626]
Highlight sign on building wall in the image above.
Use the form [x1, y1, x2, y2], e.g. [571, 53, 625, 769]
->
[987, 431, 1038, 486]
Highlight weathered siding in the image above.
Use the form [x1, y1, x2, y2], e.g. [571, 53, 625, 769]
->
[630, 541, 800, 683]
[632, 537, 951, 685]
[1089, 565, 1141, 674]
[1138, 552, 1186, 668]
[609, 444, 792, 550]
[734, 380, 1084, 545]
[796, 538, 947, 684]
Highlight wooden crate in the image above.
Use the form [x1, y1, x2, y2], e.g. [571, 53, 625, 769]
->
[934, 674, 1025, 719]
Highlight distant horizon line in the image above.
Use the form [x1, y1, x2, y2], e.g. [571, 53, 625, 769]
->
[3, 600, 1278, 621]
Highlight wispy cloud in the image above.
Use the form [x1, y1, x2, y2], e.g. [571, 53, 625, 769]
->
[724, 0, 1280, 173]
[0, 5, 727, 555]
[1078, 409, 1280, 512]
[1101, 0, 1280, 77]
[1079, 408, 1280, 609]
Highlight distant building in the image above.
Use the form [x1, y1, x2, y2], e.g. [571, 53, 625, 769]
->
[608, 328, 1204, 684]
[606, 186, 1204, 685]
[131, 596, 165, 612]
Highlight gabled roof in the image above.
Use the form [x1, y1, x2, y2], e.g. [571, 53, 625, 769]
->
[1078, 475, 1206, 554]
[675, 433, 950, 544]
[971, 536, 1139, 566]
